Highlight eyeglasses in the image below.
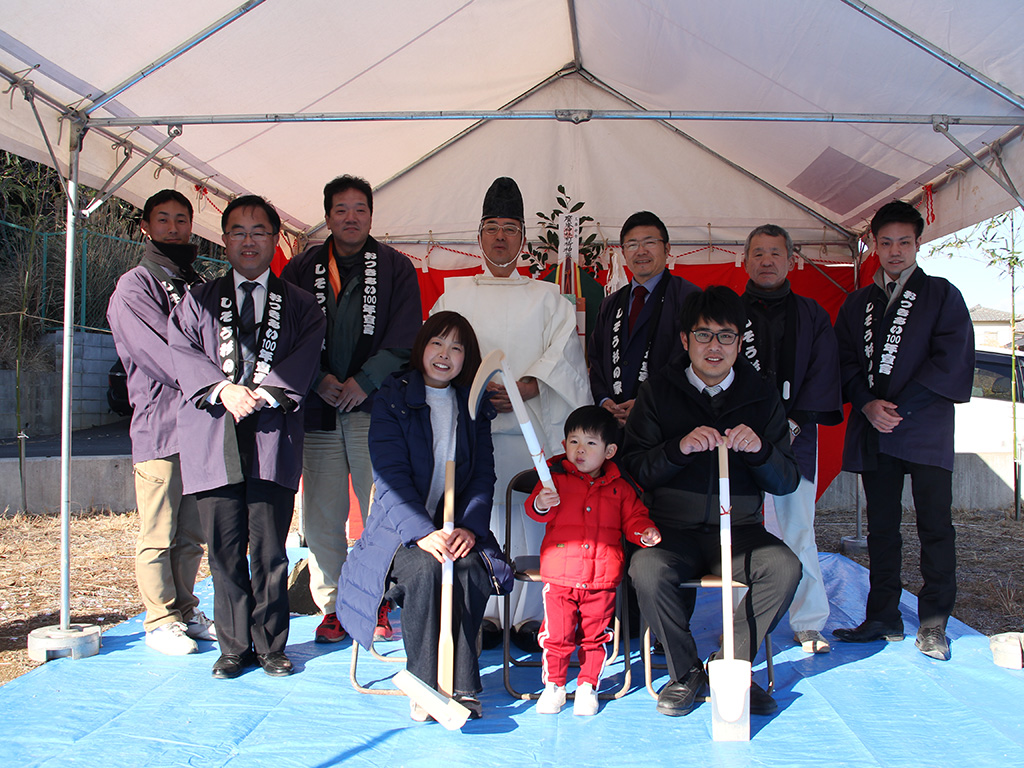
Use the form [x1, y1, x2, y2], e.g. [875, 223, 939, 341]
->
[481, 224, 523, 237]
[690, 329, 739, 345]
[622, 238, 664, 253]
[226, 230, 273, 242]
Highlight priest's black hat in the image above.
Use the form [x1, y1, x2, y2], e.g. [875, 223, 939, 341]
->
[481, 177, 524, 222]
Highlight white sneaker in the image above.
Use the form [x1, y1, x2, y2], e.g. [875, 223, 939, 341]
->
[536, 682, 566, 714]
[573, 682, 599, 716]
[146, 621, 198, 655]
[185, 610, 218, 641]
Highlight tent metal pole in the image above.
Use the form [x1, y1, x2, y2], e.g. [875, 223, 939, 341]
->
[935, 124, 1024, 210]
[566, 0, 583, 70]
[85, 0, 267, 114]
[85, 109, 1024, 129]
[839, 0, 1024, 111]
[59, 126, 83, 631]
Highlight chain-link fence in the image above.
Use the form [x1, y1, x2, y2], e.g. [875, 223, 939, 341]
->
[0, 219, 226, 370]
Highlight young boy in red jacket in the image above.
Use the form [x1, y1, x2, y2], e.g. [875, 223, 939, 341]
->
[527, 406, 661, 715]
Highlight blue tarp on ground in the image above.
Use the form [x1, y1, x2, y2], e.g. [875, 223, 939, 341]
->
[2, 552, 1022, 768]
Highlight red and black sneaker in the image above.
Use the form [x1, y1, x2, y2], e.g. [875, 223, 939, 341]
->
[314, 612, 347, 644]
[373, 600, 394, 641]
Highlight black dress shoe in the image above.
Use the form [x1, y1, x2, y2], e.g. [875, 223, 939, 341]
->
[212, 652, 254, 679]
[453, 693, 483, 719]
[656, 664, 708, 716]
[915, 626, 950, 661]
[749, 680, 778, 715]
[511, 620, 543, 653]
[480, 619, 503, 651]
[257, 650, 294, 677]
[832, 619, 904, 643]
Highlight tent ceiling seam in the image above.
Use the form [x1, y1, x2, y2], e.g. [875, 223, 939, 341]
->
[576, 68, 857, 243]
[839, 0, 1024, 112]
[86, 0, 267, 115]
[307, 65, 583, 239]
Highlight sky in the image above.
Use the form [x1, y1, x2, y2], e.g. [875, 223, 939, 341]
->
[919, 212, 1022, 316]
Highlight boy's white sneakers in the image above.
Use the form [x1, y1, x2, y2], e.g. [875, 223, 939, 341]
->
[145, 621, 198, 655]
[536, 682, 567, 714]
[573, 682, 599, 716]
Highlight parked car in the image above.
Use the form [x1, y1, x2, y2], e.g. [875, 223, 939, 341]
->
[107, 358, 132, 417]
[955, 347, 1024, 455]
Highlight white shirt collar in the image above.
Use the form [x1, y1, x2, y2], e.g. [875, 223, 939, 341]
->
[686, 364, 735, 393]
[233, 269, 270, 290]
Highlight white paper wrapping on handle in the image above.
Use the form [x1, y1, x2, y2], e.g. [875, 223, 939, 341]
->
[501, 357, 555, 489]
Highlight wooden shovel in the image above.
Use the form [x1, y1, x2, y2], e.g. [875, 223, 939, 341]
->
[437, 460, 456, 697]
[393, 460, 469, 730]
[708, 443, 751, 742]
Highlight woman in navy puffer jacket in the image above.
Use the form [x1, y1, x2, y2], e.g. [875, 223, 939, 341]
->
[337, 312, 513, 719]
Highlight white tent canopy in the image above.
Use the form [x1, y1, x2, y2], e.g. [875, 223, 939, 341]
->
[2, 0, 1023, 262]
[2, 0, 1023, 636]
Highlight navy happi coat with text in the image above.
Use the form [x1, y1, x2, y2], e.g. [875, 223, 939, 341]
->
[834, 267, 974, 473]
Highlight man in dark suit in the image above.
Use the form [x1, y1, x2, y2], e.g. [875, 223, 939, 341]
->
[589, 211, 699, 427]
[169, 195, 325, 679]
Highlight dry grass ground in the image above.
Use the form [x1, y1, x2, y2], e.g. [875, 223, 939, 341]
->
[816, 506, 1024, 635]
[1, 506, 1020, 686]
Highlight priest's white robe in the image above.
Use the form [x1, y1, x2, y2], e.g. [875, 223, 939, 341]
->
[432, 274, 592, 626]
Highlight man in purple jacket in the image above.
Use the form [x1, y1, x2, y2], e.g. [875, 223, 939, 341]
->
[833, 201, 974, 661]
[107, 189, 215, 656]
[169, 195, 325, 679]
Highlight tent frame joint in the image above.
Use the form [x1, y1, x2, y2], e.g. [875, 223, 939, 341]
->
[81, 124, 183, 218]
[935, 124, 1024, 211]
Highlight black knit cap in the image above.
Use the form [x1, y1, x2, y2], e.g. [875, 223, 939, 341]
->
[481, 177, 524, 222]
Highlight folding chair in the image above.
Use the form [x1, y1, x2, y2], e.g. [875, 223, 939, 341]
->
[501, 468, 632, 701]
[640, 575, 774, 700]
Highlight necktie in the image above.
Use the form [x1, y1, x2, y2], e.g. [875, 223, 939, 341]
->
[239, 281, 258, 384]
[628, 284, 648, 333]
[704, 384, 722, 397]
[887, 281, 897, 297]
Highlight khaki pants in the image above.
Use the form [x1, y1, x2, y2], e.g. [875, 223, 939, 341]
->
[134, 456, 204, 631]
[302, 410, 373, 614]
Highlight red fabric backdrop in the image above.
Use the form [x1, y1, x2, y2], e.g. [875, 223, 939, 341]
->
[317, 249, 882, 529]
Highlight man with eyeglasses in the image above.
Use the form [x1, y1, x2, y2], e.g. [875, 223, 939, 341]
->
[740, 224, 843, 656]
[169, 195, 325, 679]
[589, 211, 698, 427]
[623, 286, 801, 717]
[282, 175, 421, 644]
[432, 176, 591, 650]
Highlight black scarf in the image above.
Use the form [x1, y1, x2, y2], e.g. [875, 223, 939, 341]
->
[139, 240, 203, 305]
[742, 280, 797, 405]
